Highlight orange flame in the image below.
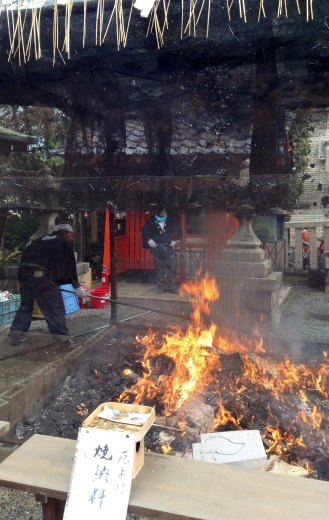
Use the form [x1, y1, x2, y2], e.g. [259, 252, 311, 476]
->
[118, 273, 329, 464]
[162, 444, 172, 454]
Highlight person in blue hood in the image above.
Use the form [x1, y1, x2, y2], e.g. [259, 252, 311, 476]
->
[142, 207, 182, 294]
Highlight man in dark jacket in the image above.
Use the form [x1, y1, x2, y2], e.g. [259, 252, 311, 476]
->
[142, 207, 182, 293]
[8, 223, 85, 347]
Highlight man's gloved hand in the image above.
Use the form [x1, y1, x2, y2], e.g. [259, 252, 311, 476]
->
[75, 286, 86, 298]
[170, 241, 176, 247]
[148, 239, 157, 248]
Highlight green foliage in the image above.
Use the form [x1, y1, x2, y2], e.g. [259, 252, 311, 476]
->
[284, 174, 304, 208]
[0, 247, 21, 270]
[0, 105, 68, 174]
[279, 120, 311, 209]
[0, 247, 21, 284]
[4, 213, 40, 251]
[44, 155, 64, 173]
[11, 151, 45, 172]
[293, 125, 311, 175]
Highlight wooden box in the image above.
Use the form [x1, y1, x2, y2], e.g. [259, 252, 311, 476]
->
[82, 402, 155, 478]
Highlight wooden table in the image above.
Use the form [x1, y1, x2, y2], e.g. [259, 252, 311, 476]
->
[0, 434, 328, 520]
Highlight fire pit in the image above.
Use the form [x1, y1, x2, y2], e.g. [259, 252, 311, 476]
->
[14, 275, 329, 482]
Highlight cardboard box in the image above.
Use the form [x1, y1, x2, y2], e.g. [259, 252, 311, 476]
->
[82, 402, 155, 478]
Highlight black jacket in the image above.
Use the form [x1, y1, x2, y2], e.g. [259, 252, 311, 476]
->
[18, 233, 79, 286]
[142, 215, 182, 249]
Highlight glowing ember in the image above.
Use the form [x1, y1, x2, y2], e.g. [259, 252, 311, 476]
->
[74, 403, 89, 416]
[93, 369, 102, 381]
[161, 444, 172, 454]
[119, 274, 329, 470]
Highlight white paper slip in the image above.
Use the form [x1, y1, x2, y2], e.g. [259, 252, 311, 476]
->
[63, 427, 135, 520]
[200, 430, 267, 469]
[98, 405, 151, 425]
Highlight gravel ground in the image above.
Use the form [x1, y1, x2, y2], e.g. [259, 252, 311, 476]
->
[0, 487, 42, 520]
[0, 489, 153, 520]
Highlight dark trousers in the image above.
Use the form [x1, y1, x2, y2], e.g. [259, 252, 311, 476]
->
[153, 254, 177, 289]
[10, 276, 69, 336]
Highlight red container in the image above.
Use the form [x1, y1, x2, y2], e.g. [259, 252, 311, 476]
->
[90, 287, 110, 309]
[101, 268, 110, 287]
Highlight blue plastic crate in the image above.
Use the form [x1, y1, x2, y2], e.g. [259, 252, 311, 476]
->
[0, 297, 21, 326]
[60, 284, 80, 315]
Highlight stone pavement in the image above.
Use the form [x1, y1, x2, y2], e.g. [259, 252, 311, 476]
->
[0, 277, 328, 362]
[0, 281, 191, 359]
[112, 279, 190, 301]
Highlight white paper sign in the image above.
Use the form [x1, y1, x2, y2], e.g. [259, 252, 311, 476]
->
[63, 427, 135, 520]
[200, 430, 267, 469]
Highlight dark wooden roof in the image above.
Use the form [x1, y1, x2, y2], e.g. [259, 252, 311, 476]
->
[0, 125, 38, 144]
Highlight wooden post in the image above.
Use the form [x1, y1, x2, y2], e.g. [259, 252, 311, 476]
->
[179, 214, 186, 282]
[110, 210, 117, 324]
[89, 210, 98, 243]
[74, 210, 85, 262]
[103, 208, 110, 271]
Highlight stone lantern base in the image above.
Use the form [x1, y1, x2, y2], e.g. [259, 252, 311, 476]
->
[211, 211, 286, 336]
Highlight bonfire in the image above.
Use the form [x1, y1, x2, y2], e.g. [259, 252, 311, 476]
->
[119, 274, 329, 477]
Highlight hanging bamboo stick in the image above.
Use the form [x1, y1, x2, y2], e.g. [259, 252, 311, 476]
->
[53, 0, 58, 64]
[206, 0, 211, 37]
[62, 0, 74, 59]
[161, 0, 171, 31]
[184, 0, 195, 36]
[13, 0, 27, 64]
[122, 0, 134, 48]
[240, 0, 246, 22]
[1, 0, 322, 63]
[6, 6, 13, 60]
[195, 0, 206, 27]
[83, 0, 87, 47]
[36, 4, 42, 58]
[102, 0, 116, 43]
[96, 0, 104, 45]
[115, 0, 120, 49]
[258, 0, 266, 20]
[157, 0, 171, 43]
[8, 2, 27, 64]
[226, 0, 233, 22]
[295, 0, 301, 15]
[147, 0, 163, 48]
[103, 0, 130, 48]
[277, 0, 288, 18]
[26, 1, 42, 61]
[306, 0, 313, 21]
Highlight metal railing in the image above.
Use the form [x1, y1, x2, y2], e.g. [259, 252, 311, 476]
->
[284, 221, 329, 272]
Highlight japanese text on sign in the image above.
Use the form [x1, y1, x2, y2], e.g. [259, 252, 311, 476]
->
[63, 427, 135, 520]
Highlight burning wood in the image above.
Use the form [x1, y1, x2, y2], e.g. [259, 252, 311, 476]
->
[14, 274, 329, 481]
[180, 391, 215, 433]
[116, 274, 329, 477]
